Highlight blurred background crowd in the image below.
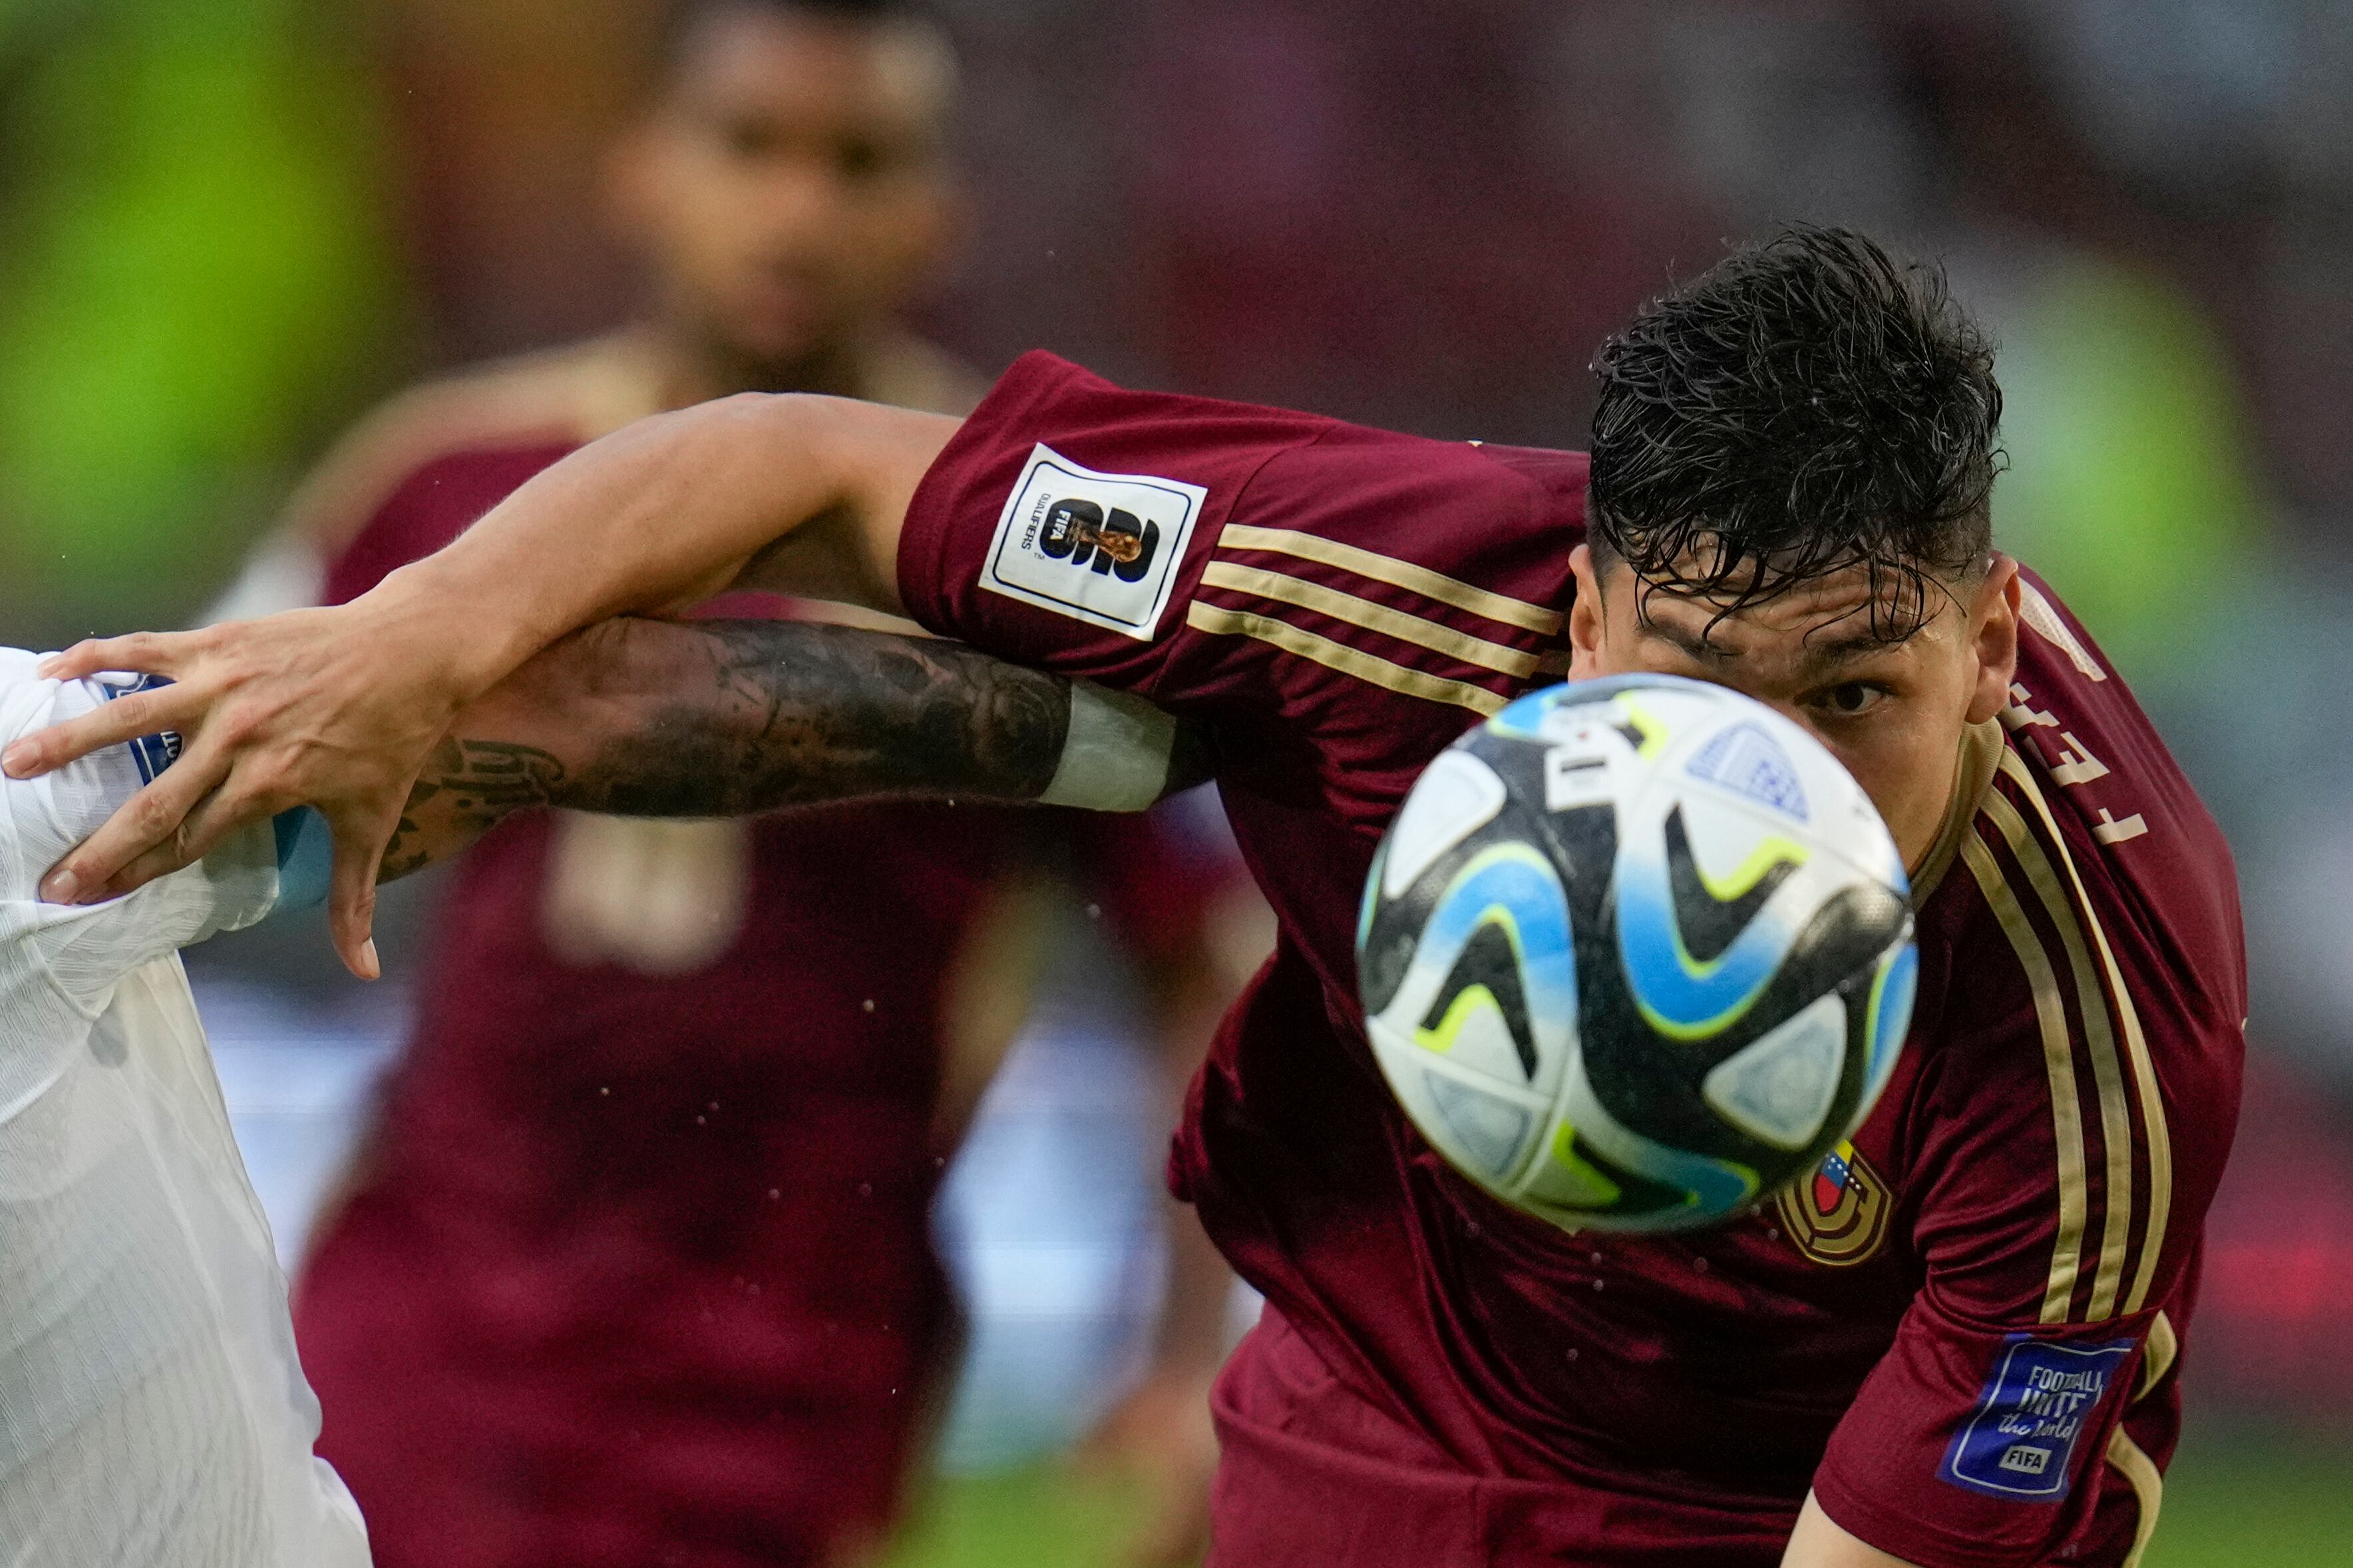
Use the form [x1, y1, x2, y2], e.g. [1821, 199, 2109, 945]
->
[2, 0, 2350, 1563]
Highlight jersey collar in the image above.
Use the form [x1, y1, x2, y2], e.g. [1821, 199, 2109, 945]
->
[1909, 718, 2003, 907]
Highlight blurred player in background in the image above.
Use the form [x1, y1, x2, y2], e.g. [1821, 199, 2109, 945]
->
[208, 3, 1251, 1565]
[0, 653, 367, 1567]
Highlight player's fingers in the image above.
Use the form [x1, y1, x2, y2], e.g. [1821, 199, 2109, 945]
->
[326, 805, 395, 981]
[38, 749, 232, 904]
[86, 839, 205, 905]
[82, 768, 297, 902]
[34, 629, 206, 685]
[1, 679, 205, 780]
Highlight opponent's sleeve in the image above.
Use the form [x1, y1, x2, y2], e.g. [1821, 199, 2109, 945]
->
[897, 353, 1586, 833]
[1811, 800, 2237, 1567]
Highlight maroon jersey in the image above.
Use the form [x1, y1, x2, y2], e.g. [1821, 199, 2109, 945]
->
[284, 343, 1240, 1568]
[896, 352, 2245, 1567]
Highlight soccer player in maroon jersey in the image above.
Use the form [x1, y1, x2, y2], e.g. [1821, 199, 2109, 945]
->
[194, 3, 1248, 1566]
[21, 229, 2246, 1568]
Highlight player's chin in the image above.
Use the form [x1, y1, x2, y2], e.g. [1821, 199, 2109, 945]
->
[714, 287, 839, 370]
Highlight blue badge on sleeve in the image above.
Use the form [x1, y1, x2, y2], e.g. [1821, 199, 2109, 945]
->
[97, 673, 182, 784]
[1940, 1334, 2137, 1501]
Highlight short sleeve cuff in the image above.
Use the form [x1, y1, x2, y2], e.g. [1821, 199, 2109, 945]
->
[895, 351, 1084, 638]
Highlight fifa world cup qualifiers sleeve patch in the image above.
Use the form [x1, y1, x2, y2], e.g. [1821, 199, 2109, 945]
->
[980, 444, 1207, 640]
[1939, 1333, 2137, 1501]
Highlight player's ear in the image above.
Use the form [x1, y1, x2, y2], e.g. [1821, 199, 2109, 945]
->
[1963, 555, 2021, 727]
[1567, 544, 1608, 680]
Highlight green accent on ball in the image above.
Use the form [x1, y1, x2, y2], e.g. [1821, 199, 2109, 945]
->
[1628, 829, 1809, 1044]
[1615, 696, 1673, 759]
[1542, 1122, 1622, 1209]
[1692, 834, 1811, 901]
[1865, 949, 1893, 1037]
[1415, 983, 1513, 1056]
[1632, 931, 1776, 1044]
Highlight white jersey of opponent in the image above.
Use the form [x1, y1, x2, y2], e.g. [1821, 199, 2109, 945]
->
[0, 650, 370, 1567]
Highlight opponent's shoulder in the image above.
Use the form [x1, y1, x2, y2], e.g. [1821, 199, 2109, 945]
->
[281, 331, 665, 558]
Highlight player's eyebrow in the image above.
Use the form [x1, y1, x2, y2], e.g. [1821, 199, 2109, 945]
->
[1797, 630, 1891, 667]
[1638, 609, 1905, 675]
[1634, 611, 1735, 664]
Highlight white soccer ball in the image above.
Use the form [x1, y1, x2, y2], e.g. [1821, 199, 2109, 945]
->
[1357, 675, 1916, 1232]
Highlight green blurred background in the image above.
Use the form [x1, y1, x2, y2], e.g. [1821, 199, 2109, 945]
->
[6, 0, 2352, 1563]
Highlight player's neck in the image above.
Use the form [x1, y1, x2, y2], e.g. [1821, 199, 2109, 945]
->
[647, 323, 883, 409]
[1908, 719, 2004, 900]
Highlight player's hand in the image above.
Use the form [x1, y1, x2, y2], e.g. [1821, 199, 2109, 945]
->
[0, 597, 478, 979]
[1073, 1366, 1220, 1568]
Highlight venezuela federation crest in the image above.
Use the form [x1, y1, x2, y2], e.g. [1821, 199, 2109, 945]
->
[1777, 1140, 1891, 1266]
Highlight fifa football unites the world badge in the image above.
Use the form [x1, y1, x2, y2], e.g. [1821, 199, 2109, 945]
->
[1358, 675, 1918, 1232]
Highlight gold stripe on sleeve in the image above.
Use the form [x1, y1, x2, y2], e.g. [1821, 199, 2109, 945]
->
[1199, 561, 1542, 678]
[1216, 524, 1566, 635]
[1961, 828, 2091, 1325]
[2137, 1310, 2179, 1401]
[1186, 603, 1508, 714]
[1983, 786, 2137, 1321]
[2106, 1426, 2164, 1568]
[2000, 750, 2175, 1315]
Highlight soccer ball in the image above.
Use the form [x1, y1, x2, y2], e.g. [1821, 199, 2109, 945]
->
[1358, 675, 1916, 1233]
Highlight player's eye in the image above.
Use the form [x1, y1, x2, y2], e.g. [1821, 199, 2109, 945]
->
[1814, 682, 1888, 718]
[836, 138, 890, 181]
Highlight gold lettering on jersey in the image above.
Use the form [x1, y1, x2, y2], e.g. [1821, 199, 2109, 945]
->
[1777, 1140, 1892, 1267]
[2047, 732, 2112, 788]
[2093, 810, 2149, 846]
[2002, 682, 2059, 732]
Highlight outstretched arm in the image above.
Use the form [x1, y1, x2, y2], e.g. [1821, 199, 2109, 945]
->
[7, 394, 954, 974]
[381, 615, 1208, 883]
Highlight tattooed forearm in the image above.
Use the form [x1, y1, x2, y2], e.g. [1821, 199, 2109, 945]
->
[379, 615, 1204, 883]
[380, 738, 566, 881]
[560, 617, 1075, 819]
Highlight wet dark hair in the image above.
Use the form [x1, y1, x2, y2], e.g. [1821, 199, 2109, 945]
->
[1586, 225, 2004, 638]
